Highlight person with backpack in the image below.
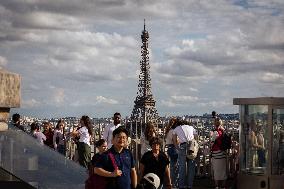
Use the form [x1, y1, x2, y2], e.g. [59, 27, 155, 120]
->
[173, 119, 198, 189]
[94, 126, 137, 189]
[210, 117, 227, 189]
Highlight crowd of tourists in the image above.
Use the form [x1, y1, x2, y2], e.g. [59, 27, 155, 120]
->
[10, 111, 238, 189]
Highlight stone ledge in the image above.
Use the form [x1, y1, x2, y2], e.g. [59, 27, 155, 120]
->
[0, 70, 21, 108]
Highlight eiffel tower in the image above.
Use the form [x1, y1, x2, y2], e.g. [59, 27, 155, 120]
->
[131, 20, 159, 124]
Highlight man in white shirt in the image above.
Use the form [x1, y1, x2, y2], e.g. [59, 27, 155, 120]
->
[173, 119, 198, 189]
[102, 112, 121, 149]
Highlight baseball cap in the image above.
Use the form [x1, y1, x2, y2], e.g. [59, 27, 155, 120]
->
[143, 173, 160, 189]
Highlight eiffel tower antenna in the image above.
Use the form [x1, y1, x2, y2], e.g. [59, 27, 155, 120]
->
[131, 20, 159, 124]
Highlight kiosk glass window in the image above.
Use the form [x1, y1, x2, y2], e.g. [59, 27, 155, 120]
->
[240, 105, 268, 175]
[272, 108, 284, 175]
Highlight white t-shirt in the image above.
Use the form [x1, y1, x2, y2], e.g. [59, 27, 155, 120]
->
[103, 123, 121, 149]
[33, 131, 46, 145]
[78, 126, 91, 146]
[173, 125, 196, 143]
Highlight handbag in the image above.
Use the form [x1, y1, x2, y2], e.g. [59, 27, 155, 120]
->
[179, 125, 199, 159]
[85, 152, 118, 189]
[186, 139, 199, 159]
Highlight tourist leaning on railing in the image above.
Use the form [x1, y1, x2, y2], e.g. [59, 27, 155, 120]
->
[164, 117, 178, 188]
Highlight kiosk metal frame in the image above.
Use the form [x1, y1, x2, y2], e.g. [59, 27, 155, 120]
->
[233, 97, 284, 189]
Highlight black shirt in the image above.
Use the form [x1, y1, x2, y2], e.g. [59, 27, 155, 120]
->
[140, 150, 169, 184]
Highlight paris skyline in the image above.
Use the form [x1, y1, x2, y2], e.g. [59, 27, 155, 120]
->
[0, 1, 283, 118]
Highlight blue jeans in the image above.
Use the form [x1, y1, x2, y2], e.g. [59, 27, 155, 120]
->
[57, 144, 66, 156]
[257, 149, 266, 167]
[178, 143, 195, 188]
[167, 144, 178, 187]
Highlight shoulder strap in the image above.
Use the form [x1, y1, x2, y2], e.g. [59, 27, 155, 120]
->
[108, 152, 118, 170]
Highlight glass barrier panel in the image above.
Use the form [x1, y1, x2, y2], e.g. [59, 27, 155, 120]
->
[240, 105, 268, 175]
[272, 108, 284, 175]
[0, 125, 87, 189]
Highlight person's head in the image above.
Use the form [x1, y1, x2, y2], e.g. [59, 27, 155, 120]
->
[176, 118, 183, 127]
[43, 122, 52, 131]
[165, 117, 177, 136]
[112, 126, 129, 148]
[80, 115, 93, 136]
[250, 119, 257, 131]
[95, 139, 107, 154]
[142, 173, 160, 189]
[56, 120, 65, 130]
[145, 122, 156, 141]
[30, 122, 39, 132]
[214, 117, 222, 128]
[149, 137, 162, 152]
[12, 113, 20, 124]
[113, 112, 121, 125]
[212, 111, 217, 118]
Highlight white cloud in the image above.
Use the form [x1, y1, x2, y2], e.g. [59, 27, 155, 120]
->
[261, 72, 284, 83]
[1, 0, 283, 117]
[171, 95, 199, 102]
[96, 96, 118, 104]
[22, 98, 41, 108]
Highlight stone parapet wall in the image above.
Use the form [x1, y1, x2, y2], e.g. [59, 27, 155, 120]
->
[0, 70, 21, 108]
[0, 69, 21, 131]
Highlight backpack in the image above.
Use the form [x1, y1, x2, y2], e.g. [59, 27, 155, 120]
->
[186, 139, 199, 159]
[220, 132, 232, 151]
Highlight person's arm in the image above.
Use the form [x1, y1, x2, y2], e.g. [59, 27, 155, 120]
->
[53, 131, 57, 149]
[173, 133, 179, 149]
[94, 167, 122, 177]
[164, 165, 172, 189]
[42, 132, 47, 141]
[102, 125, 109, 144]
[138, 163, 145, 183]
[131, 168, 137, 189]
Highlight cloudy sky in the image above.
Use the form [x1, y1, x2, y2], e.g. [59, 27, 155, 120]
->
[1, 0, 283, 118]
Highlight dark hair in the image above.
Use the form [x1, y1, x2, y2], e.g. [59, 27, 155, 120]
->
[56, 119, 64, 129]
[30, 122, 39, 131]
[165, 117, 177, 136]
[95, 139, 106, 147]
[12, 113, 20, 123]
[138, 178, 156, 189]
[149, 137, 162, 147]
[80, 115, 93, 136]
[113, 112, 121, 117]
[212, 111, 217, 118]
[175, 118, 183, 127]
[112, 126, 129, 138]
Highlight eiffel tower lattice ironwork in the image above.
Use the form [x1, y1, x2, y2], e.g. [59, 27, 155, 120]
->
[131, 20, 159, 124]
